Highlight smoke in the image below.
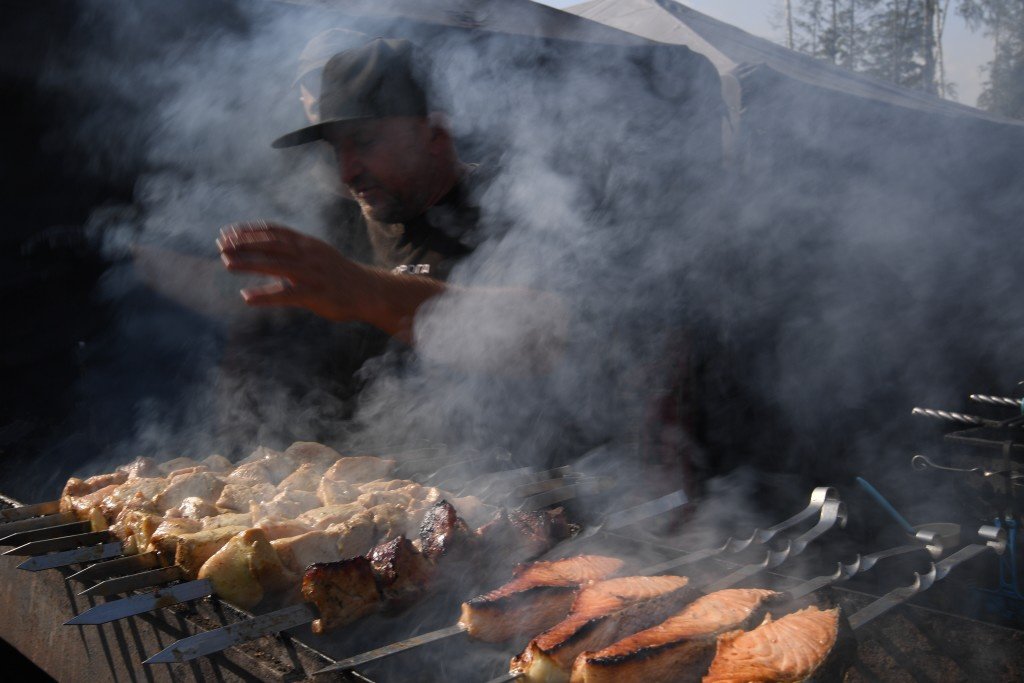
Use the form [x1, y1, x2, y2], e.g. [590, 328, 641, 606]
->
[16, 0, 1024, 555]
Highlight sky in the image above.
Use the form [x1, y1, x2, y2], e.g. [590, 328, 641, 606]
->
[541, 0, 994, 106]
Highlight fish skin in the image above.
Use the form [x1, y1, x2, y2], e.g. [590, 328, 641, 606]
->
[702, 606, 840, 683]
[515, 575, 696, 681]
[459, 555, 624, 643]
[570, 588, 778, 683]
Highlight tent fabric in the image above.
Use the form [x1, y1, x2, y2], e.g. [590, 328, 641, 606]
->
[288, 0, 649, 46]
[566, 0, 1024, 128]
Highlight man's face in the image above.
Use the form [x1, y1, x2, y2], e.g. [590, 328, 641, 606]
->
[323, 117, 438, 224]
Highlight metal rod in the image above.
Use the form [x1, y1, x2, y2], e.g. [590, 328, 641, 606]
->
[911, 407, 998, 427]
[969, 394, 1023, 409]
[17, 542, 123, 571]
[0, 521, 91, 547]
[65, 579, 213, 625]
[79, 565, 186, 598]
[4, 530, 112, 556]
[66, 551, 163, 584]
[855, 477, 916, 535]
[0, 512, 77, 537]
[0, 500, 61, 522]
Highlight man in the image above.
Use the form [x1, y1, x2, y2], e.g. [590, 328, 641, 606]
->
[219, 37, 563, 361]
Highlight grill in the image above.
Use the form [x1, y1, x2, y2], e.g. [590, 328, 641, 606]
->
[3, 470, 1024, 682]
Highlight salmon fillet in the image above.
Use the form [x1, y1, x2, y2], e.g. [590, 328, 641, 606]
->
[703, 606, 840, 683]
[571, 589, 778, 683]
[513, 575, 697, 682]
[459, 555, 624, 643]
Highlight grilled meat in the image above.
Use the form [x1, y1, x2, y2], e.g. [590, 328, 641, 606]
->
[277, 462, 325, 492]
[153, 471, 225, 512]
[271, 529, 346, 573]
[370, 536, 436, 608]
[61, 472, 128, 499]
[116, 456, 163, 479]
[250, 489, 321, 519]
[302, 556, 382, 634]
[420, 500, 475, 561]
[216, 482, 277, 512]
[703, 606, 840, 683]
[173, 525, 251, 577]
[198, 528, 296, 609]
[297, 503, 367, 530]
[571, 589, 778, 683]
[512, 575, 697, 682]
[322, 456, 396, 485]
[175, 496, 220, 520]
[283, 441, 346, 469]
[459, 555, 625, 643]
[477, 508, 571, 565]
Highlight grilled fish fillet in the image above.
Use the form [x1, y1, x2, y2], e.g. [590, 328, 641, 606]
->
[513, 575, 696, 683]
[459, 555, 625, 643]
[571, 589, 778, 683]
[703, 606, 840, 683]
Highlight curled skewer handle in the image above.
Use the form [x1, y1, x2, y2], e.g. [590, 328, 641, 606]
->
[855, 477, 916, 535]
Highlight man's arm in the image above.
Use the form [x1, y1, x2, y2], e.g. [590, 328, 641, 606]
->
[217, 222, 566, 369]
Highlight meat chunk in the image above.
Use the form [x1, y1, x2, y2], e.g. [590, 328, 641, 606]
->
[176, 496, 220, 520]
[202, 512, 252, 530]
[62, 472, 128, 499]
[571, 589, 778, 683]
[198, 528, 296, 609]
[302, 556, 382, 634]
[459, 555, 625, 643]
[317, 476, 359, 506]
[173, 525, 251, 578]
[703, 607, 840, 683]
[511, 575, 697, 681]
[476, 507, 571, 565]
[61, 484, 120, 519]
[272, 529, 345, 573]
[98, 477, 167, 519]
[153, 472, 225, 512]
[158, 457, 201, 474]
[327, 511, 377, 558]
[284, 441, 346, 469]
[148, 518, 203, 557]
[322, 456, 396, 485]
[250, 489, 321, 519]
[419, 500, 475, 562]
[366, 503, 414, 541]
[117, 457, 163, 479]
[201, 454, 233, 472]
[277, 463, 325, 492]
[226, 462, 275, 487]
[216, 482, 277, 512]
[297, 503, 366, 530]
[254, 517, 314, 540]
[369, 536, 436, 609]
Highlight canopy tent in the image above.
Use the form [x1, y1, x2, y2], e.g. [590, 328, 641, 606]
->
[567, 0, 1024, 129]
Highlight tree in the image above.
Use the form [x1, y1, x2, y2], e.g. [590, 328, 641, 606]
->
[959, 0, 1024, 118]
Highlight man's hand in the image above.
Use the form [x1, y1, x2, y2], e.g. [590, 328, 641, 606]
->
[217, 221, 444, 342]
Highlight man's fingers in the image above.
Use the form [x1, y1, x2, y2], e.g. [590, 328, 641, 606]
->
[220, 252, 311, 281]
[240, 280, 302, 307]
[217, 222, 302, 255]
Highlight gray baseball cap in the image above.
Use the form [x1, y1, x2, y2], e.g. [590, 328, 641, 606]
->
[273, 38, 429, 149]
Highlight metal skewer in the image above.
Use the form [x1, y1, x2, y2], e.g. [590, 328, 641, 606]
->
[5, 530, 112, 557]
[0, 500, 61, 522]
[309, 488, 838, 678]
[143, 487, 694, 668]
[0, 520, 92, 547]
[911, 407, 1002, 427]
[65, 579, 214, 625]
[18, 542, 123, 571]
[79, 565, 186, 598]
[0, 512, 77, 537]
[848, 524, 1006, 630]
[67, 551, 163, 584]
[969, 394, 1023, 409]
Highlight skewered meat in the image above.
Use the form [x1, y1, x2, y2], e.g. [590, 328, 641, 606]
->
[148, 518, 203, 557]
[236, 445, 283, 466]
[216, 482, 277, 512]
[476, 508, 572, 565]
[512, 575, 697, 682]
[317, 477, 359, 506]
[370, 536, 436, 608]
[703, 606, 840, 683]
[99, 477, 167, 518]
[302, 556, 382, 634]
[327, 511, 377, 557]
[117, 457, 162, 479]
[173, 525, 252, 577]
[322, 456, 396, 485]
[250, 489, 321, 519]
[419, 499, 475, 561]
[175, 496, 220, 520]
[297, 503, 367, 530]
[198, 528, 296, 609]
[203, 512, 252, 530]
[284, 441, 346, 469]
[459, 555, 625, 643]
[61, 484, 120, 519]
[570, 589, 779, 683]
[153, 471, 225, 512]
[62, 472, 128, 499]
[158, 457, 201, 473]
[254, 517, 314, 540]
[272, 529, 346, 573]
[201, 454, 233, 472]
[277, 462, 325, 492]
[226, 461, 276, 487]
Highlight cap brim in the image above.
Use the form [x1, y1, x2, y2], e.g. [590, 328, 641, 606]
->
[271, 116, 377, 149]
